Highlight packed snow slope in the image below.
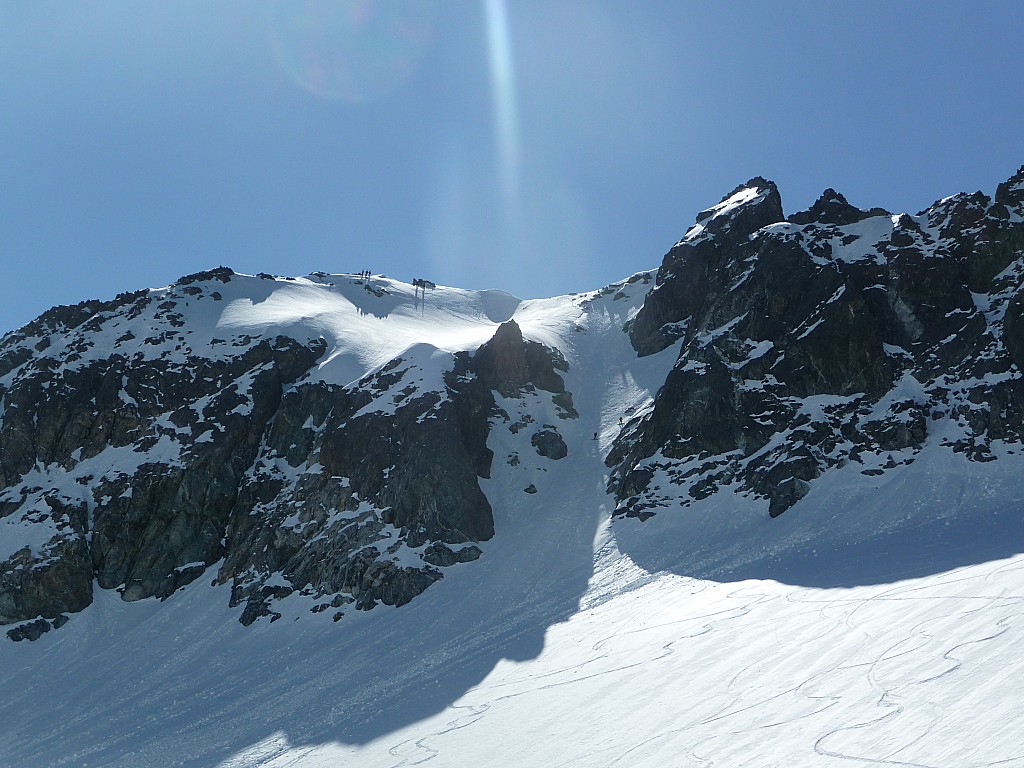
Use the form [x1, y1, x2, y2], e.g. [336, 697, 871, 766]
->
[2, 167, 1024, 766]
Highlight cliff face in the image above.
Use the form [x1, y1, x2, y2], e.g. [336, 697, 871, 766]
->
[609, 167, 1024, 519]
[0, 270, 575, 637]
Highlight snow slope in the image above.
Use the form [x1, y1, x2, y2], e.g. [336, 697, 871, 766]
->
[2, 271, 1024, 767]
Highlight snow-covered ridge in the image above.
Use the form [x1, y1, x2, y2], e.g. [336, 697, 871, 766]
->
[1, 268, 573, 391]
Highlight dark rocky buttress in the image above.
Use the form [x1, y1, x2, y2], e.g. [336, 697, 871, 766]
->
[609, 167, 1024, 519]
[0, 276, 577, 636]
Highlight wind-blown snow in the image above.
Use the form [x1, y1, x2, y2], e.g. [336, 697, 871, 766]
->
[216, 277, 503, 387]
[209, 275, 571, 389]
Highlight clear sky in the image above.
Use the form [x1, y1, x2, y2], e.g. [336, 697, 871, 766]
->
[2, 1, 1023, 334]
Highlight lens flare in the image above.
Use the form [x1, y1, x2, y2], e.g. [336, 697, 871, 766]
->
[485, 0, 520, 212]
[267, 0, 438, 102]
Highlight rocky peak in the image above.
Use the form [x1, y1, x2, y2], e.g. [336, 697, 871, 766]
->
[995, 165, 1024, 213]
[686, 177, 784, 244]
[788, 188, 885, 226]
[627, 178, 786, 357]
[923, 191, 991, 236]
[611, 167, 1024, 520]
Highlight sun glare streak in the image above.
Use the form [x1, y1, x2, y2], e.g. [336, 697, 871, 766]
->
[485, 0, 521, 215]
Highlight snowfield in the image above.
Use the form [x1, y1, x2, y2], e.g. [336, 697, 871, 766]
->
[2, 271, 1024, 767]
[220, 556, 1024, 768]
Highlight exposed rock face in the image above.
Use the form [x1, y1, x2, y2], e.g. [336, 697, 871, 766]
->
[6, 617, 53, 642]
[471, 319, 576, 475]
[219, 349, 499, 622]
[471, 319, 578, 418]
[609, 166, 1024, 520]
[0, 281, 579, 635]
[788, 188, 890, 227]
[473, 320, 563, 395]
[627, 179, 785, 357]
[0, 270, 328, 624]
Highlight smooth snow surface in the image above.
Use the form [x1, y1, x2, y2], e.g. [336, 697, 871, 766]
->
[3, 271, 1024, 767]
[216, 275, 524, 387]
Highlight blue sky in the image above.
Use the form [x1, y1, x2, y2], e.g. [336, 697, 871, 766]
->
[2, 1, 1023, 334]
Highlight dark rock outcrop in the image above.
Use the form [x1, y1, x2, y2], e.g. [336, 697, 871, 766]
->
[6, 618, 53, 642]
[627, 178, 784, 357]
[0, 319, 327, 624]
[219, 349, 499, 622]
[2, 271, 573, 635]
[788, 188, 889, 227]
[531, 428, 568, 460]
[610, 167, 1024, 520]
[471, 319, 578, 418]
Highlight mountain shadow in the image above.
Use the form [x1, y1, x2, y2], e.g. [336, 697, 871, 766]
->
[611, 447, 1024, 589]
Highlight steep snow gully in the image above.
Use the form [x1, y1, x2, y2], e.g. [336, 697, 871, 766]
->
[4, 168, 1024, 766]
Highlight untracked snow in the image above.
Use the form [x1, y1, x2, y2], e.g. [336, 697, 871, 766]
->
[215, 276, 523, 387]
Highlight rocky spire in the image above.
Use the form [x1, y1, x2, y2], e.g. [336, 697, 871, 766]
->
[788, 188, 887, 226]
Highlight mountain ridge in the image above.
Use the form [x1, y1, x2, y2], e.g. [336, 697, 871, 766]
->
[3, 167, 1024, 767]
[612, 167, 1024, 520]
[3, 167, 1024, 641]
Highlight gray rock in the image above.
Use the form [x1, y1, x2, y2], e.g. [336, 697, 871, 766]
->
[531, 429, 568, 460]
[6, 618, 51, 642]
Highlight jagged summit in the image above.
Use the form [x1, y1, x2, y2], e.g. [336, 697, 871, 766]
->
[614, 166, 1024, 519]
[680, 176, 783, 245]
[995, 164, 1024, 210]
[788, 187, 889, 226]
